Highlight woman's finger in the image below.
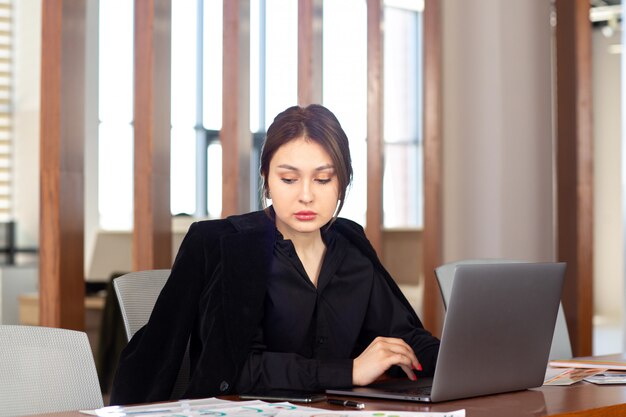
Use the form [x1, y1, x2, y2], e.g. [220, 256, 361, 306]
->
[398, 364, 417, 381]
[375, 338, 420, 369]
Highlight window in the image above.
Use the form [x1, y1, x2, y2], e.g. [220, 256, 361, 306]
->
[171, 1, 198, 216]
[98, 1, 133, 230]
[263, 0, 298, 130]
[383, 4, 423, 228]
[98, 1, 424, 229]
[323, 0, 367, 225]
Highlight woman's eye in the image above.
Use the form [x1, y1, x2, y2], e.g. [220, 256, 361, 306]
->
[281, 178, 297, 184]
[316, 178, 332, 185]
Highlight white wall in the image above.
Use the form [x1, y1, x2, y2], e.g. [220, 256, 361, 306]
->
[84, 1, 100, 277]
[593, 28, 623, 322]
[13, 0, 41, 249]
[441, 0, 555, 262]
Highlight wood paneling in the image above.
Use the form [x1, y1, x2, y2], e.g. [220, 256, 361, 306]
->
[366, 0, 383, 255]
[39, 0, 86, 330]
[298, 0, 323, 106]
[422, 0, 444, 337]
[133, 0, 172, 271]
[382, 229, 423, 286]
[222, 0, 251, 217]
[555, 0, 594, 357]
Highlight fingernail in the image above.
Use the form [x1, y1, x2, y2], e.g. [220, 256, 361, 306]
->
[416, 362, 423, 371]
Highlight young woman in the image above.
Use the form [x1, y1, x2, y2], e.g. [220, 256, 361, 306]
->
[110, 104, 440, 405]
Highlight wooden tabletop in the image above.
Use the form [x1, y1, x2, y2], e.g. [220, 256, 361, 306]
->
[23, 380, 626, 417]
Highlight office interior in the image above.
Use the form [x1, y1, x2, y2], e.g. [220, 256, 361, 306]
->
[1, 0, 624, 394]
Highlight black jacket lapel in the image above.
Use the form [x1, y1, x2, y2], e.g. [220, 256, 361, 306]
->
[220, 212, 275, 363]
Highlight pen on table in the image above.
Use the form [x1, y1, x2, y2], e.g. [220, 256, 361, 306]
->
[327, 399, 365, 409]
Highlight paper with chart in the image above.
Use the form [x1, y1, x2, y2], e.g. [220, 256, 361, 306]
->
[85, 398, 295, 416]
[82, 398, 465, 417]
[276, 409, 464, 417]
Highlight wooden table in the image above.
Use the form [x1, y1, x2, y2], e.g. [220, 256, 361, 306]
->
[22, 379, 626, 417]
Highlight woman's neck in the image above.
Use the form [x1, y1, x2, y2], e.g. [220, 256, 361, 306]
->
[278, 227, 326, 286]
[286, 229, 322, 248]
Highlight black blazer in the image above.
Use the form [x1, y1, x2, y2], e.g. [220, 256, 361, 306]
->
[110, 209, 438, 405]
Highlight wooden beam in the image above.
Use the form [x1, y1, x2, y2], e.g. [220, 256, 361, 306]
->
[222, 0, 251, 217]
[39, 0, 86, 330]
[422, 0, 444, 337]
[554, 0, 594, 357]
[133, 0, 172, 271]
[298, 0, 323, 106]
[366, 0, 383, 254]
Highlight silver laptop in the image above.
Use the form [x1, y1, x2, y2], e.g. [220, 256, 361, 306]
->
[327, 262, 566, 403]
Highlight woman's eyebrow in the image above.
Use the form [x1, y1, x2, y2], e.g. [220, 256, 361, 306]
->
[276, 164, 299, 171]
[276, 164, 335, 172]
[315, 164, 335, 172]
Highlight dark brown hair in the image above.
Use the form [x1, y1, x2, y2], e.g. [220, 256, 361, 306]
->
[260, 104, 353, 216]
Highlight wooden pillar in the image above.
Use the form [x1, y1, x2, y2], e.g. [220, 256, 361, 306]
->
[298, 0, 323, 106]
[222, 0, 251, 217]
[366, 0, 383, 254]
[555, 0, 594, 357]
[133, 0, 172, 271]
[39, 0, 86, 330]
[422, 0, 444, 337]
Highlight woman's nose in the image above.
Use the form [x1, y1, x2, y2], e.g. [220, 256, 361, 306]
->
[298, 181, 313, 203]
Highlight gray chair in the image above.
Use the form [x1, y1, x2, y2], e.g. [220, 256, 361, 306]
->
[113, 269, 190, 400]
[113, 269, 171, 340]
[0, 325, 103, 417]
[434, 259, 573, 361]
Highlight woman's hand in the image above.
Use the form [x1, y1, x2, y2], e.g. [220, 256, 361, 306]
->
[352, 336, 422, 386]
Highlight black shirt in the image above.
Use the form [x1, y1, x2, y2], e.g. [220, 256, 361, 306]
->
[236, 225, 439, 392]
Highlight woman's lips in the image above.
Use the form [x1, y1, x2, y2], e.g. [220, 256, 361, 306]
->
[295, 211, 316, 221]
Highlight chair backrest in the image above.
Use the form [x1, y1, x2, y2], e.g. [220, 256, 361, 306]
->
[113, 269, 190, 400]
[0, 325, 103, 417]
[113, 269, 171, 340]
[435, 259, 573, 360]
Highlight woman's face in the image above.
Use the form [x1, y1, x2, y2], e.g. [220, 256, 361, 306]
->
[267, 136, 339, 240]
